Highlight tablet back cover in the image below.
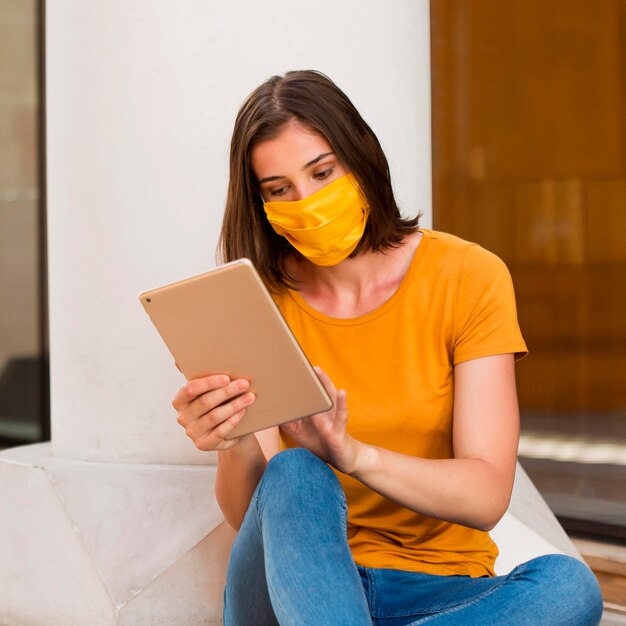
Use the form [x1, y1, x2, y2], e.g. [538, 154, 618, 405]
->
[139, 259, 332, 438]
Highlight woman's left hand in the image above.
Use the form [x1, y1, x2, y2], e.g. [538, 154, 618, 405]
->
[281, 367, 364, 475]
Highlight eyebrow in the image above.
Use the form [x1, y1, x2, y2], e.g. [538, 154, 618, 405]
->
[257, 152, 335, 185]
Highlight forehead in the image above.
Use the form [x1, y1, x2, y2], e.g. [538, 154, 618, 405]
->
[250, 121, 333, 178]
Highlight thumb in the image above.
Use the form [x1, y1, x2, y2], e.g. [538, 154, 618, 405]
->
[282, 418, 302, 435]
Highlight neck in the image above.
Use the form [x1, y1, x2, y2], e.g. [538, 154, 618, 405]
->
[289, 231, 422, 317]
[299, 251, 388, 297]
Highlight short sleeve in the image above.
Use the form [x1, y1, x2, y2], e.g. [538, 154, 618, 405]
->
[453, 245, 528, 365]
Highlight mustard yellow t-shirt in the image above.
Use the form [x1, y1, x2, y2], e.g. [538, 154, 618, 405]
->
[274, 229, 528, 577]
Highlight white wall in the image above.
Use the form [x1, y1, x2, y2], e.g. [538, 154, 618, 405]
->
[46, 0, 432, 463]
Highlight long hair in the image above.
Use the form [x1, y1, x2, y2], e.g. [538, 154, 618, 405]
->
[219, 70, 419, 291]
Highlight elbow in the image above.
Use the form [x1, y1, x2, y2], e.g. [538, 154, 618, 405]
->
[472, 491, 512, 532]
[481, 498, 511, 532]
[472, 464, 514, 532]
[478, 516, 501, 533]
[223, 515, 242, 533]
[473, 511, 504, 533]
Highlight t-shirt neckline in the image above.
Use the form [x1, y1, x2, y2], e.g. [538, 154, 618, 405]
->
[286, 228, 432, 326]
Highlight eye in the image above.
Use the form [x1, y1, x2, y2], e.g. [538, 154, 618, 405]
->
[314, 167, 334, 181]
[269, 184, 290, 197]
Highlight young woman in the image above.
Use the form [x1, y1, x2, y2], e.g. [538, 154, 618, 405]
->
[172, 71, 602, 625]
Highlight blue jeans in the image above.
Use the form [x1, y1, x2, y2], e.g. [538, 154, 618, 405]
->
[223, 449, 603, 625]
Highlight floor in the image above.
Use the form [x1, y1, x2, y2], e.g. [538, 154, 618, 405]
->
[602, 612, 626, 625]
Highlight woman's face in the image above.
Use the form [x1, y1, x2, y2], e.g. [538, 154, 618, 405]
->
[251, 120, 348, 203]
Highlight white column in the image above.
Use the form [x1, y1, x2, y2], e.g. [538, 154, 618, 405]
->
[45, 0, 432, 466]
[0, 2, 432, 624]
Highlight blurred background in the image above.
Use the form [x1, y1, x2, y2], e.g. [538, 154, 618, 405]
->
[430, 0, 626, 546]
[0, 0, 47, 446]
[0, 0, 624, 606]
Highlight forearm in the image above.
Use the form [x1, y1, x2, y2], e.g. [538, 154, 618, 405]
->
[351, 445, 513, 531]
[215, 434, 268, 530]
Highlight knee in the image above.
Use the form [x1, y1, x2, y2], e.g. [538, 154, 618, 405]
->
[526, 554, 603, 624]
[262, 448, 342, 499]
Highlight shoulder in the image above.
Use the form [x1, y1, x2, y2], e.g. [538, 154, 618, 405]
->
[423, 232, 528, 363]
[421, 229, 509, 279]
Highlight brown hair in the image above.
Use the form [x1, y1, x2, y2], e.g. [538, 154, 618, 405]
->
[218, 69, 419, 291]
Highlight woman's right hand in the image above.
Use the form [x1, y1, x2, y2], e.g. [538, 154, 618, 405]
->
[172, 375, 256, 451]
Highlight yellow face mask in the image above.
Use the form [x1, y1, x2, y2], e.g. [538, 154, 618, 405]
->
[263, 173, 369, 267]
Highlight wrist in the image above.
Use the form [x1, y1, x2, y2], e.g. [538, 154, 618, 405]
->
[349, 442, 378, 479]
[218, 432, 259, 456]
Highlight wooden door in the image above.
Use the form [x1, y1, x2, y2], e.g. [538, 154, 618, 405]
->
[431, 0, 626, 422]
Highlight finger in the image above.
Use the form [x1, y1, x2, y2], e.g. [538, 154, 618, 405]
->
[334, 389, 348, 429]
[185, 374, 233, 402]
[308, 388, 347, 439]
[187, 391, 255, 440]
[204, 390, 255, 428]
[178, 380, 251, 431]
[196, 408, 248, 451]
[191, 378, 251, 418]
[313, 366, 338, 400]
[171, 373, 230, 410]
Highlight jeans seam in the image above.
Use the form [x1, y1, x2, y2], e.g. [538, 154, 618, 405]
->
[369, 569, 377, 614]
[253, 490, 263, 536]
[402, 564, 530, 623]
[382, 560, 533, 619]
[265, 577, 296, 626]
[337, 495, 348, 534]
